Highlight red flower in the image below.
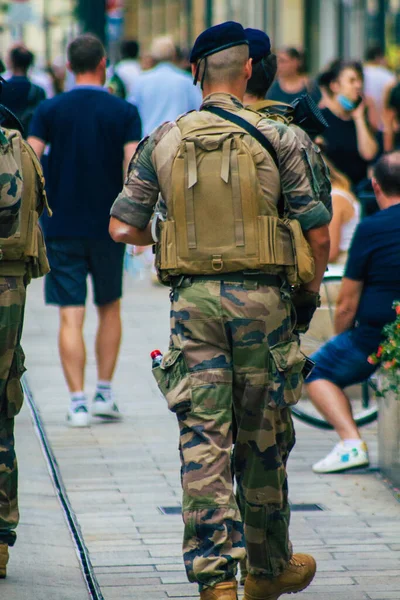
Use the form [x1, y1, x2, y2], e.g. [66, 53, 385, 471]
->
[376, 346, 383, 358]
[396, 305, 400, 316]
[384, 360, 397, 370]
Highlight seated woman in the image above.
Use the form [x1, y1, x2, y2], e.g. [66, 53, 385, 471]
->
[325, 158, 360, 264]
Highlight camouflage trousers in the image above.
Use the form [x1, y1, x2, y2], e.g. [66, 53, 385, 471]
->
[155, 279, 304, 588]
[0, 276, 26, 547]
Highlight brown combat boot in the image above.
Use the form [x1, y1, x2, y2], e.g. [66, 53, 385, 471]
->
[0, 543, 9, 578]
[200, 579, 238, 600]
[244, 554, 316, 600]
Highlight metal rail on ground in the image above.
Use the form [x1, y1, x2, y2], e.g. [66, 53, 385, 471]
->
[22, 376, 104, 600]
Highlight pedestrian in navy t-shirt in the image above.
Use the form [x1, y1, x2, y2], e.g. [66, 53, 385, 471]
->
[305, 152, 400, 474]
[28, 34, 142, 428]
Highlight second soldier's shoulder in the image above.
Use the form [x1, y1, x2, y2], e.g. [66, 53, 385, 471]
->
[255, 115, 298, 151]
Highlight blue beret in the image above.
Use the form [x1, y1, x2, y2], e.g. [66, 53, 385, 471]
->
[245, 28, 271, 63]
[190, 21, 249, 63]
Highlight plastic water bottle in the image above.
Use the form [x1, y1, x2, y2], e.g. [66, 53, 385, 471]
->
[151, 350, 163, 368]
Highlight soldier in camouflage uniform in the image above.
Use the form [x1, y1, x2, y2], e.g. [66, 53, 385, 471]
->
[237, 28, 332, 587]
[0, 117, 50, 577]
[110, 22, 331, 600]
[243, 29, 331, 217]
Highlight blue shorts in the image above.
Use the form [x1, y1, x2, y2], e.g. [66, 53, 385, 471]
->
[45, 238, 125, 307]
[306, 330, 378, 388]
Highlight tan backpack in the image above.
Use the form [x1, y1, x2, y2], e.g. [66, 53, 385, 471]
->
[157, 109, 314, 286]
[0, 128, 51, 278]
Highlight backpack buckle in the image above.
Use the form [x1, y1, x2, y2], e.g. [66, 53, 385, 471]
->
[212, 255, 223, 272]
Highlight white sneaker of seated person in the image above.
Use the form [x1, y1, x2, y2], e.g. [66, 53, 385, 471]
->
[313, 440, 369, 474]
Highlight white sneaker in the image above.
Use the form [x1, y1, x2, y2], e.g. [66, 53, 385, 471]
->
[312, 441, 369, 474]
[92, 392, 122, 420]
[66, 404, 90, 428]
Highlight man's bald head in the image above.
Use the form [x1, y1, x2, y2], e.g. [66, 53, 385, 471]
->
[374, 152, 400, 198]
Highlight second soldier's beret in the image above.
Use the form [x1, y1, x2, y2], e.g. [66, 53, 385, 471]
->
[190, 21, 249, 63]
[245, 28, 271, 63]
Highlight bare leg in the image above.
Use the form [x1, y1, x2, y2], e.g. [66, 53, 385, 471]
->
[95, 300, 122, 381]
[306, 379, 361, 440]
[59, 306, 86, 392]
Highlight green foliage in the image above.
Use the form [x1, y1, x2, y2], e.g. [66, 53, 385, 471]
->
[369, 302, 400, 398]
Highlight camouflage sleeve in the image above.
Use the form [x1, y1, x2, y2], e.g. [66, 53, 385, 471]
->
[262, 120, 332, 230]
[110, 122, 174, 229]
[291, 125, 332, 218]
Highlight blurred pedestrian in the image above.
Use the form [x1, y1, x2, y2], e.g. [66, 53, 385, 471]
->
[363, 46, 396, 133]
[322, 158, 360, 264]
[317, 60, 378, 189]
[266, 47, 310, 103]
[113, 39, 141, 99]
[306, 152, 400, 473]
[383, 78, 400, 152]
[1, 44, 46, 137]
[130, 35, 201, 136]
[110, 20, 331, 600]
[0, 89, 50, 578]
[27, 34, 142, 428]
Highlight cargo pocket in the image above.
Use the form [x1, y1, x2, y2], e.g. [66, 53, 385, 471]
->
[152, 348, 191, 416]
[268, 339, 306, 409]
[6, 345, 26, 418]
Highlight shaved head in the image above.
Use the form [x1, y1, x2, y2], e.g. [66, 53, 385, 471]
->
[199, 45, 250, 87]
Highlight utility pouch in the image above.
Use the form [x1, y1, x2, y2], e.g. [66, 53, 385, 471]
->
[284, 218, 315, 285]
[269, 338, 306, 409]
[152, 348, 192, 416]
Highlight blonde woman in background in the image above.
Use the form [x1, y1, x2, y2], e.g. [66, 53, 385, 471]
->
[325, 157, 360, 264]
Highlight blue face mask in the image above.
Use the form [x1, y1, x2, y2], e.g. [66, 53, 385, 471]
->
[337, 94, 357, 111]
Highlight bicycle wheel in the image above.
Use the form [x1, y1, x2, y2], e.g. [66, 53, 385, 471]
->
[292, 272, 379, 429]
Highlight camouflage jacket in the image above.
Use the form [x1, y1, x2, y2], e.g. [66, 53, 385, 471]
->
[111, 93, 332, 233]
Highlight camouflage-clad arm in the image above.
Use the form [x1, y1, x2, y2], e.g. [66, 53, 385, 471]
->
[290, 125, 332, 218]
[110, 122, 175, 229]
[261, 120, 332, 230]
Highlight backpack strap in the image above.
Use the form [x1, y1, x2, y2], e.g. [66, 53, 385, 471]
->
[202, 105, 279, 170]
[186, 141, 197, 249]
[11, 134, 22, 177]
[203, 105, 286, 217]
[23, 140, 52, 217]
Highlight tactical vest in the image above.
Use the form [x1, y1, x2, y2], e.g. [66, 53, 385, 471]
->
[0, 128, 51, 278]
[157, 108, 314, 286]
[249, 99, 294, 126]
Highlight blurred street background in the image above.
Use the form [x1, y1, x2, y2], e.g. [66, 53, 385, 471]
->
[0, 1, 399, 74]
[1, 1, 400, 599]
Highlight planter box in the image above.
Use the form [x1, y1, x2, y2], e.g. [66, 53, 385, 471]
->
[378, 387, 400, 487]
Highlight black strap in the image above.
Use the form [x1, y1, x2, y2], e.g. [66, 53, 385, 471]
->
[202, 105, 279, 169]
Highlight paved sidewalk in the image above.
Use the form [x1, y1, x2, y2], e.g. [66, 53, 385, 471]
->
[1, 404, 88, 599]
[19, 274, 400, 600]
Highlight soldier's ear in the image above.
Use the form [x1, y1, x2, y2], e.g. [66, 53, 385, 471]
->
[245, 58, 253, 81]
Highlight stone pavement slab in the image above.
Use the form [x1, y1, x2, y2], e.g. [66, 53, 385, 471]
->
[21, 275, 400, 600]
[1, 403, 88, 599]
